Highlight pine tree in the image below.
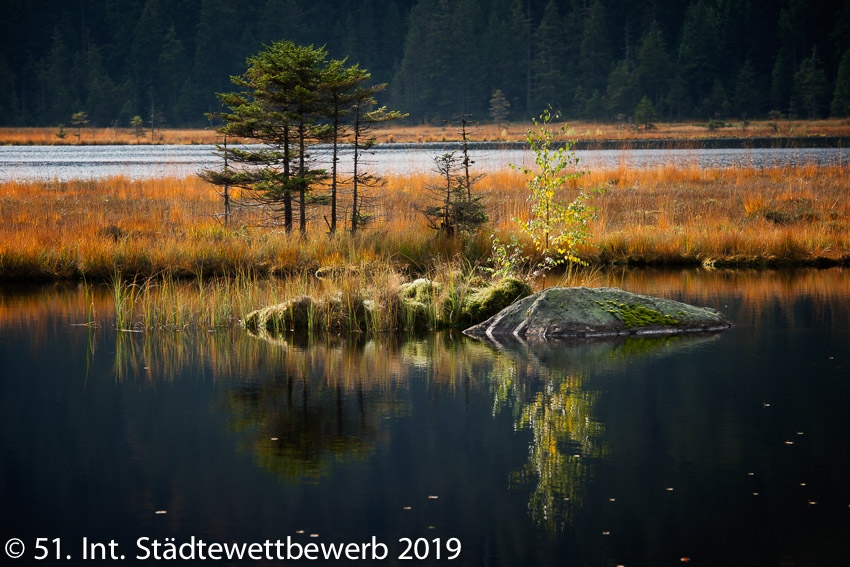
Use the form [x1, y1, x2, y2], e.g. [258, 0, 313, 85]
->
[320, 60, 362, 234]
[489, 89, 511, 127]
[792, 48, 829, 119]
[71, 110, 89, 139]
[636, 22, 670, 111]
[348, 88, 405, 233]
[534, 0, 566, 112]
[634, 96, 657, 129]
[605, 60, 637, 119]
[579, 0, 612, 94]
[770, 49, 794, 114]
[200, 41, 329, 233]
[130, 115, 145, 140]
[830, 50, 850, 118]
[733, 59, 762, 118]
[678, 1, 719, 104]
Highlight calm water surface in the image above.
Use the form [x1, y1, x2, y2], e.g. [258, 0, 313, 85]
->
[1, 144, 849, 181]
[1, 269, 849, 566]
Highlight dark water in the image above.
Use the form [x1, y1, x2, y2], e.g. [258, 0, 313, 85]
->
[1, 269, 849, 566]
[1, 144, 849, 181]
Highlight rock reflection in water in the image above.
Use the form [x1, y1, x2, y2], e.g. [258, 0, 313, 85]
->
[111, 322, 720, 531]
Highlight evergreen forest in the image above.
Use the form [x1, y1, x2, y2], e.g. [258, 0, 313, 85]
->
[2, 0, 850, 127]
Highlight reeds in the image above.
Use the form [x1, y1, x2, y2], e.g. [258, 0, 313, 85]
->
[0, 163, 847, 287]
[0, 127, 231, 146]
[3, 118, 849, 146]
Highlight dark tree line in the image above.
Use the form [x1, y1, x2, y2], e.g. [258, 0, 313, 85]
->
[2, 0, 850, 127]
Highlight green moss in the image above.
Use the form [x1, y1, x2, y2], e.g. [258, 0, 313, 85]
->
[597, 299, 681, 328]
[459, 277, 531, 327]
[398, 278, 442, 303]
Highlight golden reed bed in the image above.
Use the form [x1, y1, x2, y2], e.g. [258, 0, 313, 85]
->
[3, 118, 850, 146]
[1, 163, 847, 282]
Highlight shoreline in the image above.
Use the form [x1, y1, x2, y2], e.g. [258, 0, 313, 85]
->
[2, 136, 849, 151]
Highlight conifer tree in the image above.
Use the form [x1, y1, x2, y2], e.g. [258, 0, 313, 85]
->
[200, 41, 329, 233]
[534, 0, 566, 112]
[579, 0, 612, 94]
[793, 48, 829, 119]
[634, 96, 657, 129]
[831, 50, 850, 118]
[636, 22, 671, 110]
[489, 89, 511, 127]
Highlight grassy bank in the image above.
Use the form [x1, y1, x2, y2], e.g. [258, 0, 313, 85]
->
[3, 118, 850, 145]
[1, 164, 847, 284]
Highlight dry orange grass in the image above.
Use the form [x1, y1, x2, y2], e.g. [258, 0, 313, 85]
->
[1, 163, 848, 281]
[4, 118, 850, 146]
[0, 127, 242, 146]
[370, 118, 850, 144]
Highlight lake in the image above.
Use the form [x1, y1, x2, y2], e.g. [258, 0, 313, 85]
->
[2, 268, 849, 565]
[1, 143, 849, 181]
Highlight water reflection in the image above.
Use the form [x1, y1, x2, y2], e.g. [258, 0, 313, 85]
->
[3, 268, 849, 565]
[108, 320, 723, 532]
[480, 334, 721, 532]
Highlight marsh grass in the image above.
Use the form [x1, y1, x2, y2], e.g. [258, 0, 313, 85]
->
[4, 118, 849, 147]
[1, 163, 847, 290]
[0, 127, 230, 146]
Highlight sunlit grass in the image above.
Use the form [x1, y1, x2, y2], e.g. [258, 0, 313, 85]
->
[0, 164, 847, 285]
[3, 118, 850, 146]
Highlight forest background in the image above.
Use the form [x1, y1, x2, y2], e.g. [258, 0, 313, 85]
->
[2, 0, 849, 129]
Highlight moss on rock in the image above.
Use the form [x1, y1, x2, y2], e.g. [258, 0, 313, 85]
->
[460, 277, 532, 327]
[399, 278, 442, 303]
[465, 286, 732, 339]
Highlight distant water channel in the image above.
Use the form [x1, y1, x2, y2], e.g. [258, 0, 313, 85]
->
[2, 268, 849, 565]
[1, 143, 849, 181]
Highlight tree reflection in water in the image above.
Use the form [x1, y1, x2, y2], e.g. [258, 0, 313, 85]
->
[111, 324, 717, 528]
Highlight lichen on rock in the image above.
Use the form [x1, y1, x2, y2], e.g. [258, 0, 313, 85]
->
[464, 286, 732, 339]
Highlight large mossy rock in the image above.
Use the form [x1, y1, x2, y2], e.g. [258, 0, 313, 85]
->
[463, 286, 732, 339]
